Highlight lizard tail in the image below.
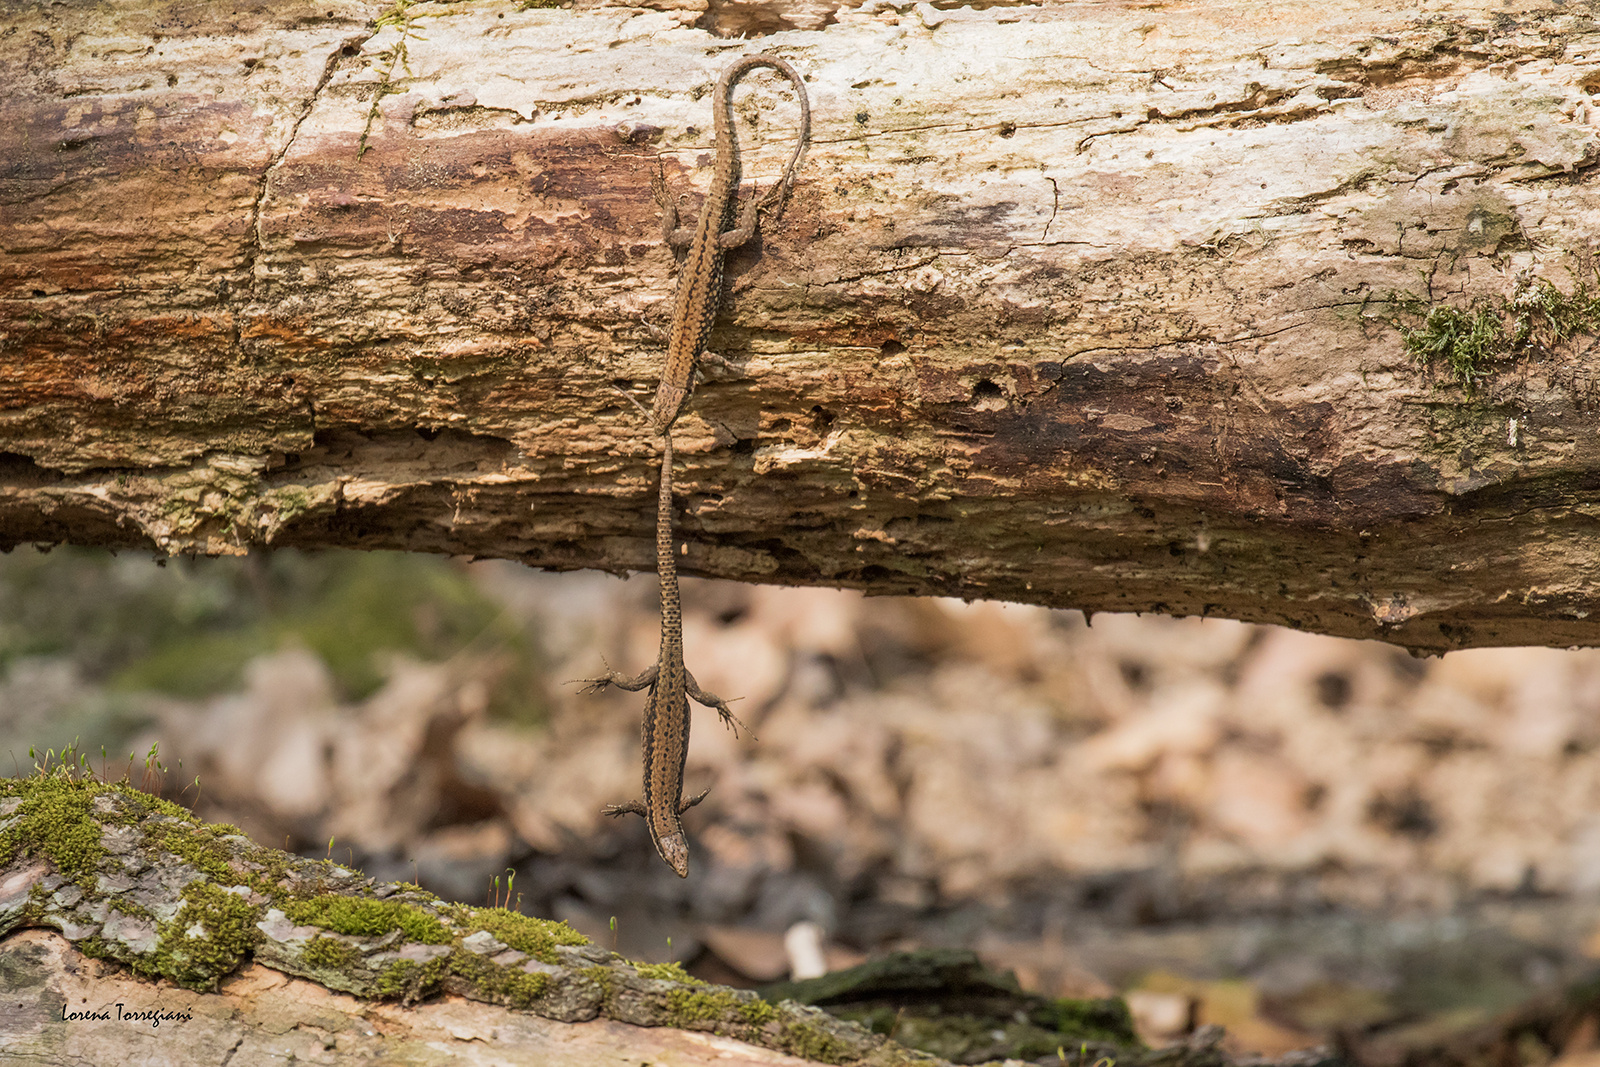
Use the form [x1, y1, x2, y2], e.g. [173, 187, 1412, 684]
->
[720, 54, 812, 217]
[656, 432, 680, 641]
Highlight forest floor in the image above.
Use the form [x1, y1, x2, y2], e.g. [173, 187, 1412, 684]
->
[4, 548, 1600, 1064]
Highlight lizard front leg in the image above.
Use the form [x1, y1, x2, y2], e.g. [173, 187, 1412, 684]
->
[601, 799, 647, 818]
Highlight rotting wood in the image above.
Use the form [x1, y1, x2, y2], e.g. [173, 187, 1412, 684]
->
[4, 1, 1600, 653]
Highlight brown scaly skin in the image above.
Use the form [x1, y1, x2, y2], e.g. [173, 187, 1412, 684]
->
[579, 435, 743, 877]
[582, 56, 812, 876]
[649, 53, 812, 434]
[584, 54, 808, 878]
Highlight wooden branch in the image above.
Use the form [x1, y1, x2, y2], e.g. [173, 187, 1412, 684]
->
[0, 770, 1262, 1066]
[0, 770, 915, 1065]
[4, 0, 1600, 652]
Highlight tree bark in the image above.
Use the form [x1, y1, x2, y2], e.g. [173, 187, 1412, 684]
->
[0, 771, 1252, 1067]
[0, 772, 913, 1066]
[3, 0, 1600, 652]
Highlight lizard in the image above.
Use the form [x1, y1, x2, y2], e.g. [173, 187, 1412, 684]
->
[579, 54, 811, 878]
[579, 431, 740, 878]
[648, 52, 812, 434]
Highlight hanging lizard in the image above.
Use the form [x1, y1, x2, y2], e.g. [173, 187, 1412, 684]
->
[579, 433, 741, 878]
[581, 54, 811, 878]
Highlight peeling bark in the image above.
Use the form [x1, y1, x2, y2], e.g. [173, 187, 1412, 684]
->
[4, 1, 1600, 652]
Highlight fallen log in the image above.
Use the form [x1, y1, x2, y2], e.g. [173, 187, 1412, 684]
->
[4, 0, 1600, 651]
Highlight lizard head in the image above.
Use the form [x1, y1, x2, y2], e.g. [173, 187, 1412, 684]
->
[656, 831, 691, 878]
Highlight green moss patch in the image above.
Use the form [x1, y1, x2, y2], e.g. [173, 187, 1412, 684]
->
[0, 768, 284, 990]
[143, 818, 240, 883]
[283, 895, 451, 944]
[580, 963, 616, 1004]
[150, 881, 263, 987]
[447, 945, 553, 1008]
[776, 1017, 861, 1064]
[0, 771, 106, 883]
[1389, 275, 1600, 390]
[636, 960, 701, 985]
[374, 956, 450, 1001]
[448, 905, 588, 964]
[302, 935, 362, 970]
[665, 986, 749, 1024]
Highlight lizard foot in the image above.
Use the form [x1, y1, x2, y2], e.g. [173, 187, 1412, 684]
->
[707, 696, 751, 740]
[696, 350, 741, 380]
[573, 658, 659, 695]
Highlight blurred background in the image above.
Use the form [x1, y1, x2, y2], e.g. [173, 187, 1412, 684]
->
[7, 545, 1600, 1064]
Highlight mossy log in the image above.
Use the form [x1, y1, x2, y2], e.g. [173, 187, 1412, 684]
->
[0, 770, 932, 1065]
[6, 0, 1600, 652]
[0, 770, 1308, 1065]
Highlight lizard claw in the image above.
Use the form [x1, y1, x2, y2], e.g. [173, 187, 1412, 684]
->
[697, 351, 738, 378]
[710, 696, 751, 740]
[570, 654, 613, 694]
[651, 160, 672, 209]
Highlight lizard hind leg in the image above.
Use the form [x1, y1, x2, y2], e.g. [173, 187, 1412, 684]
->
[653, 160, 694, 249]
[575, 661, 659, 696]
[696, 351, 737, 376]
[686, 671, 750, 739]
[718, 186, 766, 249]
